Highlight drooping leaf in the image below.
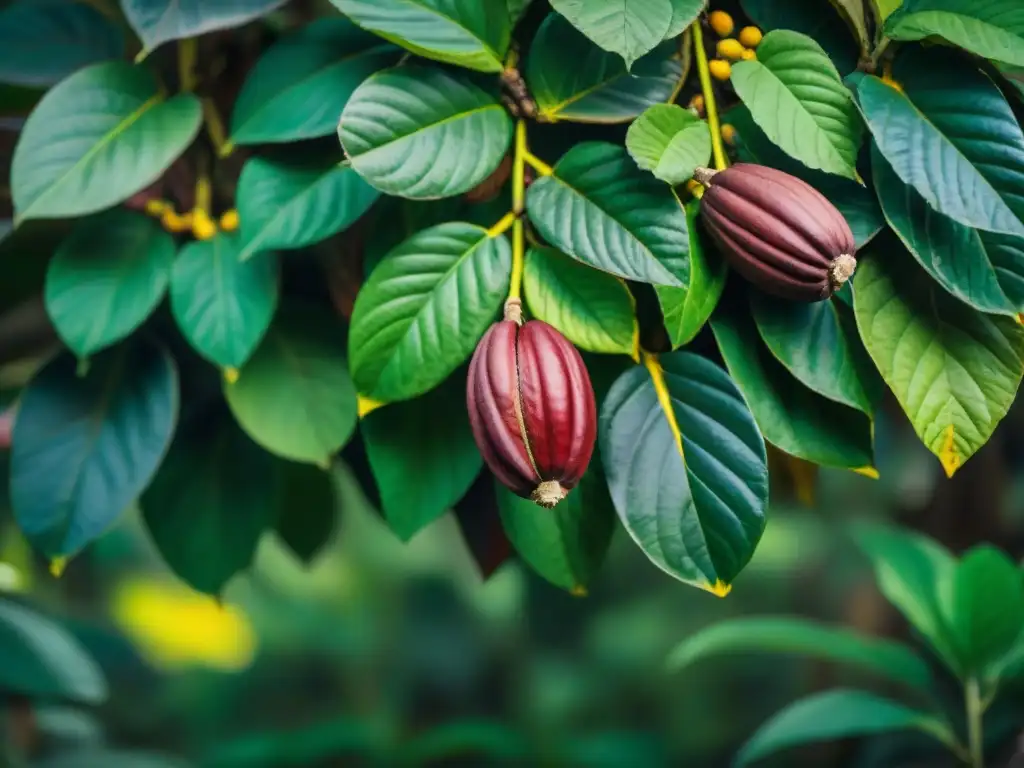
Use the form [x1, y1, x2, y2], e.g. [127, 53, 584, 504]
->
[45, 209, 175, 359]
[275, 462, 337, 566]
[599, 352, 768, 593]
[225, 306, 358, 466]
[10, 342, 178, 559]
[730, 30, 862, 180]
[348, 222, 510, 402]
[169, 232, 279, 371]
[626, 104, 711, 185]
[362, 370, 481, 541]
[741, 0, 860, 74]
[226, 18, 400, 148]
[853, 241, 1024, 477]
[829, 0, 871, 55]
[526, 142, 686, 286]
[122, 0, 288, 57]
[526, 13, 686, 124]
[11, 61, 201, 224]
[453, 470, 514, 580]
[0, 0, 124, 88]
[885, 0, 1024, 68]
[523, 246, 638, 357]
[236, 156, 379, 260]
[330, 0, 511, 73]
[548, 0, 675, 68]
[339, 65, 513, 199]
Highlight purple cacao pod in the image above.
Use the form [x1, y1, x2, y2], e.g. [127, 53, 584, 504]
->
[694, 163, 857, 302]
[466, 300, 597, 508]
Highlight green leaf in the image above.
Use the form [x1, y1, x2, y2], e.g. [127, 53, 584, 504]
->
[871, 144, 1024, 316]
[737, 690, 955, 767]
[526, 142, 686, 286]
[142, 412, 281, 596]
[11, 61, 202, 224]
[549, 0, 675, 68]
[496, 467, 616, 592]
[997, 61, 1024, 98]
[35, 749, 188, 768]
[741, 0, 861, 74]
[853, 240, 1024, 477]
[226, 18, 400, 148]
[850, 48, 1024, 239]
[339, 65, 513, 200]
[225, 307, 358, 466]
[655, 200, 727, 348]
[886, 0, 1024, 67]
[829, 0, 871, 55]
[668, 617, 934, 695]
[523, 246, 638, 357]
[626, 104, 710, 185]
[330, 0, 511, 73]
[0, 0, 123, 88]
[275, 462, 337, 566]
[873, 0, 904, 21]
[665, 0, 706, 39]
[0, 600, 107, 704]
[348, 222, 510, 402]
[527, 13, 686, 124]
[236, 156, 379, 260]
[10, 342, 178, 559]
[599, 352, 768, 593]
[730, 30, 862, 180]
[509, 0, 532, 23]
[45, 209, 175, 359]
[122, 0, 287, 57]
[169, 232, 279, 371]
[363, 370, 481, 541]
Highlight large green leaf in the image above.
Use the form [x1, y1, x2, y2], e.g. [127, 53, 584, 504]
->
[665, 0, 706, 38]
[526, 13, 686, 124]
[549, 0, 675, 68]
[886, 0, 1024, 67]
[45, 209, 175, 359]
[523, 246, 638, 357]
[339, 65, 513, 200]
[850, 48, 1024, 239]
[226, 18, 400, 148]
[330, 0, 511, 73]
[363, 370, 481, 541]
[599, 352, 768, 593]
[236, 156, 379, 260]
[872, 144, 1024, 316]
[741, 0, 860, 74]
[0, 600, 107, 704]
[0, 0, 123, 88]
[730, 30, 862, 180]
[122, 0, 287, 57]
[526, 142, 686, 286]
[853, 241, 1024, 477]
[11, 61, 201, 224]
[275, 462, 337, 566]
[10, 342, 178, 559]
[169, 232, 279, 371]
[829, 0, 871, 54]
[348, 222, 510, 402]
[36, 749, 189, 768]
[667, 617, 934, 695]
[142, 412, 281, 596]
[626, 104, 710, 185]
[225, 307, 357, 466]
[737, 690, 955, 767]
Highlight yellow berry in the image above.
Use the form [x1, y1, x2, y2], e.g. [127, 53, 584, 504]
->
[219, 209, 240, 232]
[716, 39, 745, 61]
[709, 59, 732, 81]
[738, 26, 763, 48]
[709, 10, 734, 37]
[721, 124, 737, 145]
[192, 209, 217, 241]
[741, 48, 756, 61]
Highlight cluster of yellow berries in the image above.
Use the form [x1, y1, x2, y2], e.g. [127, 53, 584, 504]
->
[708, 10, 762, 81]
[143, 199, 239, 241]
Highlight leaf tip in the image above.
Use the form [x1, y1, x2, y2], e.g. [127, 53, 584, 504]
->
[223, 367, 240, 385]
[938, 426, 960, 479]
[702, 579, 732, 598]
[134, 48, 150, 64]
[49, 557, 68, 578]
[1016, 313, 1024, 326]
[570, 584, 588, 598]
[75, 358, 90, 378]
[358, 394, 385, 419]
[853, 465, 880, 480]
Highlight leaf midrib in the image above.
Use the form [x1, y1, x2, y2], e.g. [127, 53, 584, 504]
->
[346, 103, 506, 163]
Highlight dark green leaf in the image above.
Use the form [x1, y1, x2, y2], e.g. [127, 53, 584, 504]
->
[275, 462, 337, 566]
[35, 749, 189, 768]
[626, 104, 710, 185]
[122, 0, 287, 57]
[885, 0, 1024, 67]
[741, 0, 860, 74]
[549, 0, 675, 68]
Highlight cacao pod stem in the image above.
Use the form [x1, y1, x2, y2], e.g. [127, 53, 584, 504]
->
[531, 479, 567, 509]
[693, 166, 718, 187]
[829, 254, 857, 292]
[504, 297, 524, 325]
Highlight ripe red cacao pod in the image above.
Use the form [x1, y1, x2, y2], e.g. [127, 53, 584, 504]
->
[466, 300, 597, 508]
[694, 163, 857, 302]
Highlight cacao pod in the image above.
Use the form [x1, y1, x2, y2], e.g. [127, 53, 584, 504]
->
[694, 164, 857, 302]
[466, 300, 597, 508]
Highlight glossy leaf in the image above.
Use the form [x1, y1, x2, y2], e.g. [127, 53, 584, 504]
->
[853, 243, 1024, 477]
[665, 0, 706, 38]
[169, 232, 279, 371]
[339, 65, 513, 199]
[276, 462, 337, 566]
[600, 352, 768, 593]
[330, 0, 511, 73]
[227, 18, 400, 147]
[885, 0, 1024, 67]
[730, 30, 862, 180]
[362, 371, 481, 541]
[236, 156, 379, 260]
[626, 104, 710, 185]
[10, 342, 178, 559]
[11, 61, 201, 224]
[45, 209, 175, 359]
[523, 246, 638, 357]
[741, 0, 860, 74]
[225, 307, 358, 466]
[122, 0, 287, 57]
[348, 222, 511, 402]
[527, 13, 686, 124]
[549, 0, 674, 68]
[527, 142, 686, 286]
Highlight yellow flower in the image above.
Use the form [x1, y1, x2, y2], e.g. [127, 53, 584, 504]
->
[219, 209, 240, 232]
[191, 209, 217, 241]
